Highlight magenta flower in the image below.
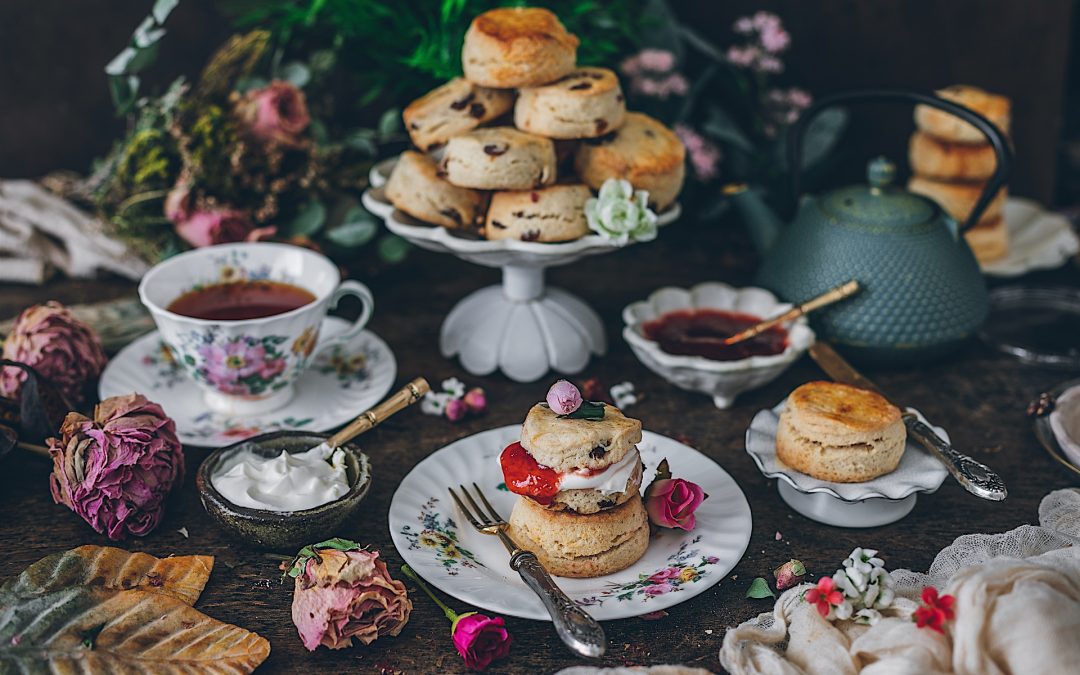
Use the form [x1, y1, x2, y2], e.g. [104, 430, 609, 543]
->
[445, 397, 468, 422]
[805, 576, 845, 618]
[199, 341, 265, 381]
[234, 80, 311, 149]
[463, 388, 487, 414]
[648, 567, 681, 583]
[546, 379, 583, 415]
[645, 477, 707, 531]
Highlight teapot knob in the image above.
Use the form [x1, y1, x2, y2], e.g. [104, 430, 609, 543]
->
[867, 156, 896, 191]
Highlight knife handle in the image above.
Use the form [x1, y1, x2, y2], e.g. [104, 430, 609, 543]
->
[904, 416, 1007, 501]
[511, 550, 606, 658]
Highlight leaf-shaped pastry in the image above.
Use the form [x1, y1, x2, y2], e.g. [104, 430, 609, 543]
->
[0, 546, 270, 674]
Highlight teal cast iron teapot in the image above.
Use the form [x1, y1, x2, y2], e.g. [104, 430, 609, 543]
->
[727, 89, 1012, 365]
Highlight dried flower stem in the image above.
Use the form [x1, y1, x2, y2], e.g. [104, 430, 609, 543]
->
[116, 189, 170, 216]
[401, 564, 457, 623]
[17, 441, 50, 458]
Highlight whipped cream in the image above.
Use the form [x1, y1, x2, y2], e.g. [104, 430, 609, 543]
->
[211, 442, 350, 512]
[560, 447, 640, 494]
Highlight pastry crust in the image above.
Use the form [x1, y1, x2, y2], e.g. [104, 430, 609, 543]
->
[485, 184, 591, 243]
[915, 85, 1011, 144]
[519, 402, 642, 473]
[384, 151, 485, 230]
[461, 8, 579, 88]
[440, 127, 556, 190]
[908, 175, 1007, 223]
[515, 67, 626, 139]
[909, 131, 999, 182]
[402, 78, 515, 152]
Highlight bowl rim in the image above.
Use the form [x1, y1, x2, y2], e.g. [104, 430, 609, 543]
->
[195, 430, 372, 521]
[621, 281, 815, 373]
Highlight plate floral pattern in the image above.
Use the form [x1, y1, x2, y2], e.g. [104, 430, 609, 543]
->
[389, 426, 752, 621]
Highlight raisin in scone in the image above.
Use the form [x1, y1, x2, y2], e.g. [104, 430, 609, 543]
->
[384, 151, 485, 230]
[441, 127, 556, 190]
[574, 112, 685, 210]
[461, 7, 578, 88]
[515, 67, 626, 139]
[402, 78, 515, 152]
[485, 184, 590, 242]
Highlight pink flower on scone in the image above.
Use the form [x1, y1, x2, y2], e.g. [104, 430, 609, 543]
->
[645, 478, 707, 531]
[648, 567, 681, 583]
[174, 207, 262, 248]
[235, 80, 311, 149]
[452, 613, 512, 671]
[645, 582, 675, 596]
[546, 379, 583, 415]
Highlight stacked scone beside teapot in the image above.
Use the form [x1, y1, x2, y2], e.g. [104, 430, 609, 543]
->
[384, 7, 686, 244]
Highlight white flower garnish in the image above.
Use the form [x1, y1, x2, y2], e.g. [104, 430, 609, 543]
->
[421, 391, 452, 415]
[585, 178, 658, 245]
[441, 377, 466, 398]
[610, 381, 639, 408]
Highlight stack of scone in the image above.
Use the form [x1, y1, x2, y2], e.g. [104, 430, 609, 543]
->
[907, 85, 1012, 264]
[776, 381, 907, 483]
[500, 402, 649, 578]
[384, 6, 686, 243]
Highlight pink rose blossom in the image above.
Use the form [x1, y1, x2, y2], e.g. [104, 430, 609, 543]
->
[726, 45, 760, 67]
[463, 387, 487, 414]
[0, 301, 107, 404]
[48, 394, 183, 540]
[648, 567, 681, 583]
[291, 548, 412, 650]
[760, 22, 791, 53]
[445, 397, 468, 422]
[546, 379, 582, 415]
[452, 613, 512, 671]
[645, 478, 707, 531]
[637, 48, 676, 72]
[645, 582, 675, 596]
[174, 207, 262, 248]
[235, 80, 311, 149]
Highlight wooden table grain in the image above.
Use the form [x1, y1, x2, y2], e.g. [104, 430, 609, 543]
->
[1, 220, 1076, 674]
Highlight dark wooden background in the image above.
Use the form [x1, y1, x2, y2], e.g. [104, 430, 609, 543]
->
[0, 0, 1075, 203]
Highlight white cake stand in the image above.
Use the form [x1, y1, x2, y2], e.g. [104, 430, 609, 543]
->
[363, 157, 681, 382]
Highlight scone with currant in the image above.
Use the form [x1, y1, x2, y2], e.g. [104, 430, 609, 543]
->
[440, 127, 557, 190]
[485, 184, 591, 243]
[461, 7, 579, 88]
[515, 67, 626, 139]
[384, 150, 486, 230]
[403, 78, 515, 152]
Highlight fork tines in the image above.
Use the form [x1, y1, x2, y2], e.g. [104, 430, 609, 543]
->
[448, 483, 506, 532]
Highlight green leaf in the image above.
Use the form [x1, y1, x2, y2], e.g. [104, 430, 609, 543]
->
[284, 537, 362, 579]
[558, 400, 606, 421]
[703, 105, 756, 154]
[342, 128, 378, 155]
[653, 458, 672, 482]
[783, 107, 848, 170]
[286, 200, 326, 237]
[278, 61, 311, 88]
[377, 107, 400, 140]
[746, 577, 776, 599]
[376, 233, 410, 263]
[132, 16, 166, 49]
[152, 0, 179, 24]
[107, 74, 140, 116]
[234, 75, 269, 93]
[325, 212, 378, 248]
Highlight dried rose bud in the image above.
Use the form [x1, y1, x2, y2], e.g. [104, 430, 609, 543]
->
[290, 543, 411, 650]
[452, 613, 512, 670]
[445, 398, 468, 422]
[463, 388, 487, 414]
[773, 559, 806, 590]
[546, 379, 582, 415]
[47, 394, 183, 539]
[0, 301, 107, 404]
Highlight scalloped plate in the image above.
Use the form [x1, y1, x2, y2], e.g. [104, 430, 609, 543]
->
[389, 426, 752, 621]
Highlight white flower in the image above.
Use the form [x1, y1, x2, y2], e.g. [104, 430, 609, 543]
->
[585, 179, 658, 245]
[854, 608, 882, 625]
[421, 391, 452, 415]
[610, 381, 638, 408]
[441, 377, 466, 398]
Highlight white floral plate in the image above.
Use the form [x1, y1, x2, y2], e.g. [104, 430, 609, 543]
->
[99, 317, 396, 446]
[389, 425, 752, 621]
[982, 198, 1079, 277]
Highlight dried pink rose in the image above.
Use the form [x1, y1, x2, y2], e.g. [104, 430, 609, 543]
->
[445, 397, 468, 422]
[0, 301, 107, 405]
[291, 546, 411, 651]
[774, 559, 807, 590]
[463, 387, 487, 414]
[452, 613, 512, 671]
[546, 379, 582, 415]
[235, 80, 311, 149]
[47, 393, 183, 539]
[645, 477, 707, 531]
[174, 207, 264, 248]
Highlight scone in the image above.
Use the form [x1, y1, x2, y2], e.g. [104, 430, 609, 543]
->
[909, 131, 999, 182]
[515, 67, 626, 139]
[384, 150, 485, 230]
[574, 112, 686, 210]
[915, 85, 1011, 144]
[964, 215, 1008, 263]
[908, 175, 1007, 223]
[546, 448, 644, 515]
[402, 78, 515, 152]
[776, 381, 907, 483]
[507, 493, 650, 578]
[485, 184, 591, 243]
[441, 128, 557, 190]
[462, 7, 579, 88]
[520, 402, 642, 473]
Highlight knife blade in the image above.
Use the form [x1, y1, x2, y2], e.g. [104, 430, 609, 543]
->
[808, 342, 1008, 501]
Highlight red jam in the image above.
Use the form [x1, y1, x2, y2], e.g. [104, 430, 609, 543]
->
[642, 309, 788, 361]
[499, 442, 560, 505]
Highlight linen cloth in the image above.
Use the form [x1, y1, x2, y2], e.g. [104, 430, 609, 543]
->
[720, 488, 1080, 675]
[0, 180, 147, 283]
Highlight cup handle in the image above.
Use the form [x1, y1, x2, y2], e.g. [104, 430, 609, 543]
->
[312, 280, 374, 357]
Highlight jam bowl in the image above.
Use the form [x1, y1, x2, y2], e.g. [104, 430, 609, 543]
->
[622, 282, 815, 408]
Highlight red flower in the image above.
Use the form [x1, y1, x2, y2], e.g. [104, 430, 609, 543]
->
[913, 587, 955, 634]
[804, 577, 844, 618]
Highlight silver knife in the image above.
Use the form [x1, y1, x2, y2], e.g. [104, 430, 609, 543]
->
[808, 343, 1007, 501]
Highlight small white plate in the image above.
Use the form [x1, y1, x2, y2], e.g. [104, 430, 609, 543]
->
[389, 426, 752, 621]
[746, 401, 949, 527]
[982, 198, 1079, 277]
[99, 317, 396, 446]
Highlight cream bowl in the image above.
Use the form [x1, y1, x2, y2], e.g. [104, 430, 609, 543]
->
[622, 282, 815, 408]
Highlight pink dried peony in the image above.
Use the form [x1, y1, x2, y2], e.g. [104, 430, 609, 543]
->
[291, 546, 412, 650]
[546, 379, 582, 415]
[0, 301, 107, 404]
[174, 207, 264, 248]
[235, 80, 311, 149]
[48, 393, 183, 539]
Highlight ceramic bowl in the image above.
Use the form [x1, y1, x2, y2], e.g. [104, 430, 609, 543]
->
[622, 282, 815, 408]
[196, 431, 372, 550]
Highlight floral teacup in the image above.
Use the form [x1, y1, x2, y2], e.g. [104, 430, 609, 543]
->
[139, 242, 374, 416]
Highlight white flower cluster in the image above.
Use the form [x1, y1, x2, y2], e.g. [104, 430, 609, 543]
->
[831, 547, 895, 625]
[421, 377, 466, 415]
[585, 179, 658, 245]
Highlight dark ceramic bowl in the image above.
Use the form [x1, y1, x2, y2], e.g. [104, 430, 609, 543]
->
[196, 431, 372, 550]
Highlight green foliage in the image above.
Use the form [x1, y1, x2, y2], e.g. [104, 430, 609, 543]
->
[179, 103, 241, 195]
[105, 0, 180, 114]
[114, 129, 178, 192]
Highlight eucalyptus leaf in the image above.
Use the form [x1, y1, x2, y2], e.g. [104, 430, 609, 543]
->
[286, 200, 327, 237]
[376, 234, 410, 263]
[703, 106, 756, 154]
[104, 47, 139, 76]
[278, 61, 311, 88]
[783, 107, 848, 170]
[132, 16, 166, 49]
[343, 128, 378, 156]
[234, 75, 269, 93]
[151, 0, 179, 24]
[326, 213, 377, 248]
[107, 74, 139, 115]
[377, 108, 400, 140]
[746, 577, 776, 599]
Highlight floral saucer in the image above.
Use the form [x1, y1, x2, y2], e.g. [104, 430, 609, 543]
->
[99, 317, 396, 446]
[388, 425, 752, 621]
[746, 401, 949, 528]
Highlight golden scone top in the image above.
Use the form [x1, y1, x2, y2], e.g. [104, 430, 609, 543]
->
[472, 7, 580, 50]
[787, 381, 901, 432]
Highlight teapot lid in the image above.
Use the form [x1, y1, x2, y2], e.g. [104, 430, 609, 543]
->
[819, 157, 939, 228]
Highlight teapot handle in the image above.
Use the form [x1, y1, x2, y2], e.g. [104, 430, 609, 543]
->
[788, 89, 1012, 232]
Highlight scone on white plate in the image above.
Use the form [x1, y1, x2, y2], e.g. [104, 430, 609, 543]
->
[908, 175, 1007, 223]
[441, 127, 557, 190]
[515, 67, 626, 139]
[461, 7, 579, 88]
[519, 402, 642, 473]
[384, 150, 486, 230]
[909, 131, 998, 182]
[402, 78, 515, 152]
[964, 215, 1009, 263]
[915, 84, 1011, 145]
[485, 184, 591, 243]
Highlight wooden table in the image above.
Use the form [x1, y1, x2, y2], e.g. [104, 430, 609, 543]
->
[1, 220, 1076, 674]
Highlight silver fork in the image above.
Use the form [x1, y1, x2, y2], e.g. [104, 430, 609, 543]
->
[448, 483, 607, 658]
